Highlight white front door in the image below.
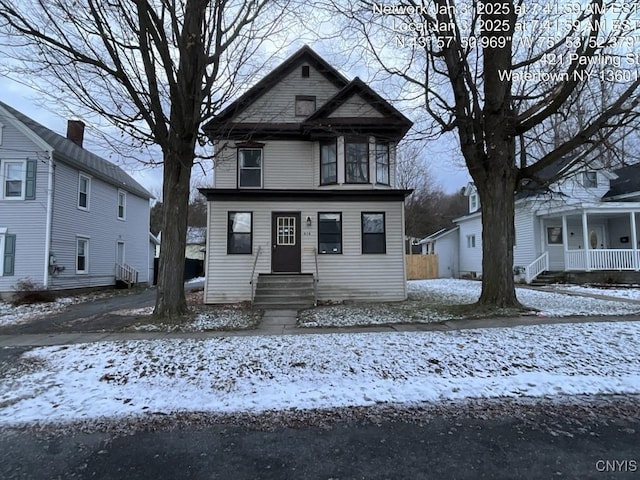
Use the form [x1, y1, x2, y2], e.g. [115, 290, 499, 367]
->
[116, 241, 125, 265]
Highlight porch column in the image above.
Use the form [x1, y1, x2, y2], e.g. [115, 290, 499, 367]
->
[561, 215, 568, 270]
[582, 211, 590, 271]
[631, 212, 638, 271]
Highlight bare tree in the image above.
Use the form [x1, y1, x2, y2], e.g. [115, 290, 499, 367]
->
[332, 0, 640, 308]
[0, 0, 292, 317]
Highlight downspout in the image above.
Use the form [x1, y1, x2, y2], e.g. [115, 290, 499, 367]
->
[43, 152, 54, 288]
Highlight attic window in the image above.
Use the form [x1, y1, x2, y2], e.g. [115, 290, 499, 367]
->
[301, 65, 310, 78]
[582, 171, 597, 188]
[295, 95, 316, 116]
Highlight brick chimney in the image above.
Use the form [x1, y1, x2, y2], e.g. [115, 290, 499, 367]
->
[66, 120, 85, 148]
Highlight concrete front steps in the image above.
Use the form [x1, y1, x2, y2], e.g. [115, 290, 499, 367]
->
[530, 271, 565, 287]
[253, 273, 315, 310]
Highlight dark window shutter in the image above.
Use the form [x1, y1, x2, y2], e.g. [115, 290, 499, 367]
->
[4, 234, 15, 276]
[25, 159, 36, 200]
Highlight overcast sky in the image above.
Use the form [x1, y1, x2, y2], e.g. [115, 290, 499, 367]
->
[0, 44, 471, 196]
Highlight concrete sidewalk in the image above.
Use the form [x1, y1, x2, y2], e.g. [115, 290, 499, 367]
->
[0, 313, 637, 348]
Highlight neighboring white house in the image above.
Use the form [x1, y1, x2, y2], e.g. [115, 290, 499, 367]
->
[0, 101, 152, 297]
[186, 227, 206, 260]
[421, 160, 640, 283]
[199, 45, 413, 304]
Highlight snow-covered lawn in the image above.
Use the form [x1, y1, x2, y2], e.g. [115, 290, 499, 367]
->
[0, 296, 90, 328]
[1, 321, 639, 426]
[551, 284, 640, 301]
[299, 279, 640, 327]
[131, 305, 261, 332]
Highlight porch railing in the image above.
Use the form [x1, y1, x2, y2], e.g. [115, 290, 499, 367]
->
[116, 263, 139, 287]
[565, 249, 640, 271]
[524, 252, 549, 284]
[313, 247, 319, 306]
[249, 246, 262, 305]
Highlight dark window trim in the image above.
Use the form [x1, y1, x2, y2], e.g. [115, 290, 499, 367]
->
[237, 147, 263, 189]
[344, 138, 370, 184]
[227, 211, 253, 254]
[375, 143, 390, 186]
[361, 212, 386, 254]
[295, 95, 316, 117]
[319, 139, 338, 186]
[317, 212, 342, 255]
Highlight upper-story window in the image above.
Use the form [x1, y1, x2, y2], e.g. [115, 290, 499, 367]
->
[117, 190, 126, 220]
[345, 140, 369, 184]
[470, 193, 478, 212]
[375, 143, 390, 185]
[78, 173, 91, 210]
[301, 65, 310, 78]
[2, 161, 25, 199]
[238, 148, 262, 188]
[582, 171, 597, 188]
[295, 95, 316, 116]
[320, 141, 337, 185]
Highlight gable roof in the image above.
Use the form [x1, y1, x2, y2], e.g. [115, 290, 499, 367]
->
[302, 77, 412, 140]
[603, 164, 640, 199]
[0, 101, 151, 199]
[204, 45, 349, 133]
[203, 45, 412, 141]
[186, 226, 207, 244]
[418, 226, 459, 244]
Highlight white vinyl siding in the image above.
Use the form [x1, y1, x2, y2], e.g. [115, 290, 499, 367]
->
[0, 117, 49, 292]
[458, 216, 483, 275]
[205, 200, 406, 303]
[215, 141, 314, 189]
[235, 64, 341, 123]
[328, 94, 384, 118]
[513, 204, 539, 268]
[49, 162, 150, 290]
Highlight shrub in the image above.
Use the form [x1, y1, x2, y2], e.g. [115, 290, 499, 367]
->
[11, 278, 57, 306]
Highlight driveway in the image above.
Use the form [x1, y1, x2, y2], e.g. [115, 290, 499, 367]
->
[0, 288, 158, 334]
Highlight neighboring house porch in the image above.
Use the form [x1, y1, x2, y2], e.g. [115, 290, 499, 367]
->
[527, 204, 640, 281]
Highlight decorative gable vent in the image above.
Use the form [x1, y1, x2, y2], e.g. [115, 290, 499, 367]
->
[301, 65, 310, 77]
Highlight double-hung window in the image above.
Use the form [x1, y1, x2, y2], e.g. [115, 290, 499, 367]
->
[320, 141, 337, 185]
[228, 212, 252, 254]
[238, 149, 262, 188]
[117, 190, 126, 220]
[318, 213, 342, 254]
[375, 144, 390, 185]
[3, 161, 25, 199]
[78, 173, 90, 210]
[362, 212, 386, 254]
[582, 171, 597, 188]
[76, 237, 89, 274]
[345, 141, 369, 183]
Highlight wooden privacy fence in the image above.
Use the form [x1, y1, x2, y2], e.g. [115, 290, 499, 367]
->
[406, 254, 438, 280]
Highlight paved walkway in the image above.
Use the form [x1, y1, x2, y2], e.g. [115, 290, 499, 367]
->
[0, 312, 637, 348]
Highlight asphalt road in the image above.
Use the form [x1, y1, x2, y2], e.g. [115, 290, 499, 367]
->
[0, 408, 638, 480]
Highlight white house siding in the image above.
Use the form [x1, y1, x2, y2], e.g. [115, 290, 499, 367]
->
[457, 215, 483, 276]
[214, 141, 314, 189]
[328, 95, 384, 118]
[48, 161, 150, 290]
[235, 64, 341, 124]
[554, 172, 610, 203]
[513, 205, 538, 269]
[205, 199, 407, 303]
[0, 119, 49, 293]
[433, 232, 459, 278]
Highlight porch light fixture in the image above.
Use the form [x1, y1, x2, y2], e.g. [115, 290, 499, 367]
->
[306, 216, 312, 227]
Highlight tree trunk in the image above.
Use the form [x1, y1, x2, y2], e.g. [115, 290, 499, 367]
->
[476, 171, 521, 307]
[154, 143, 194, 318]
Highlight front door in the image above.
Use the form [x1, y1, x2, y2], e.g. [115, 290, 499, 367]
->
[271, 212, 301, 273]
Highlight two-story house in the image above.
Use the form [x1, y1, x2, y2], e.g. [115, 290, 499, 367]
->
[199, 46, 413, 306]
[0, 101, 152, 298]
[422, 159, 640, 283]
